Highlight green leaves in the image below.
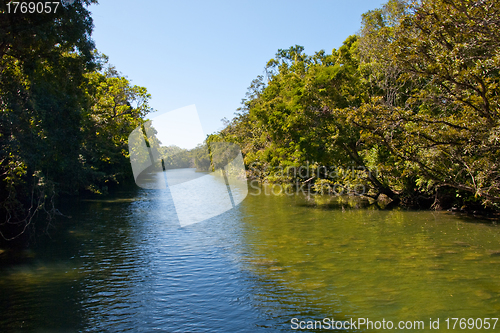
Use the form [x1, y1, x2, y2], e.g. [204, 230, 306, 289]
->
[0, 1, 157, 241]
[80, 60, 153, 190]
[219, 0, 500, 209]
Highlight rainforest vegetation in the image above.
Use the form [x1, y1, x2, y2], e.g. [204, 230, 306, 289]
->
[209, 0, 500, 212]
[1, 0, 500, 244]
[0, 0, 153, 242]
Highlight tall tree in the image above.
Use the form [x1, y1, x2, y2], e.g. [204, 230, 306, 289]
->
[80, 62, 153, 193]
[0, 0, 98, 241]
[382, 0, 499, 207]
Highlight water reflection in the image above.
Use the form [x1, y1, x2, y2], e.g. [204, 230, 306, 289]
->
[239, 188, 500, 331]
[0, 176, 499, 332]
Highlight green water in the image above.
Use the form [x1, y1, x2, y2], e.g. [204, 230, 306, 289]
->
[0, 177, 499, 332]
[239, 192, 500, 331]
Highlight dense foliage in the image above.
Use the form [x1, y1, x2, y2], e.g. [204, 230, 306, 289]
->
[214, 0, 500, 211]
[0, 1, 153, 242]
[160, 144, 215, 172]
[2, 0, 499, 244]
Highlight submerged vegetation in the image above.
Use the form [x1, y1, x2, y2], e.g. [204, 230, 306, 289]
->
[1, 0, 499, 244]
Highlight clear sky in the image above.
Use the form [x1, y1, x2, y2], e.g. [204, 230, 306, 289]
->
[90, 0, 387, 148]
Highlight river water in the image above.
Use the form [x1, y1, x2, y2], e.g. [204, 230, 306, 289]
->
[1, 169, 500, 332]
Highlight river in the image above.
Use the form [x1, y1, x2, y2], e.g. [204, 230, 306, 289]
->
[1, 169, 499, 332]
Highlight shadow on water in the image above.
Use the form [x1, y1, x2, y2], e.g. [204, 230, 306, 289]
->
[0, 186, 147, 332]
[1, 177, 500, 332]
[297, 194, 377, 210]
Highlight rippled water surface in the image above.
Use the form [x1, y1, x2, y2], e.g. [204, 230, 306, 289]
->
[1, 170, 500, 332]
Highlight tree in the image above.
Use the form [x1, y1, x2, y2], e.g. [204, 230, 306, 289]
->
[0, 1, 99, 241]
[215, 0, 500, 210]
[219, 38, 394, 197]
[80, 60, 153, 193]
[384, 0, 500, 207]
[0, 1, 156, 242]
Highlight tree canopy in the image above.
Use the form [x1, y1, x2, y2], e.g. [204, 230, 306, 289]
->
[0, 1, 153, 243]
[2, 0, 499, 244]
[216, 0, 500, 211]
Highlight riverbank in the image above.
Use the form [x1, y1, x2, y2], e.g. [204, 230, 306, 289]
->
[248, 175, 500, 219]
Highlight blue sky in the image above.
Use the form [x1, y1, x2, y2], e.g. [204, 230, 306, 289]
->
[90, 0, 387, 148]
